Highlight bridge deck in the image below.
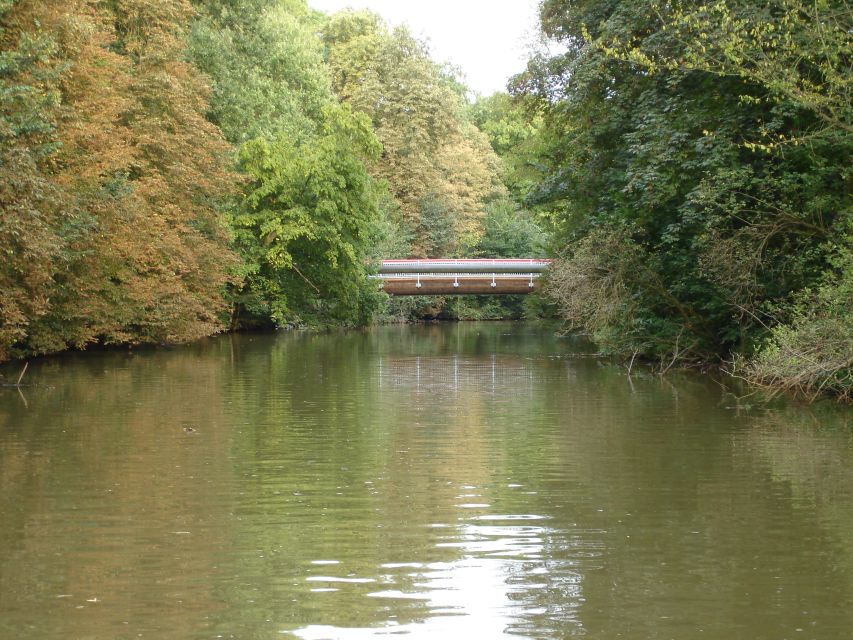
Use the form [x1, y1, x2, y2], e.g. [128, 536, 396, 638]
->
[373, 259, 550, 296]
[375, 274, 540, 296]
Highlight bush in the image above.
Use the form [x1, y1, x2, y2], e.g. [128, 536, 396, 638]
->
[744, 241, 853, 402]
[545, 224, 709, 365]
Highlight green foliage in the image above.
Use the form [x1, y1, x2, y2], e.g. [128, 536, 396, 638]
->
[233, 103, 382, 326]
[190, 1, 396, 328]
[419, 192, 457, 258]
[469, 92, 547, 202]
[322, 11, 506, 257]
[362, 187, 415, 263]
[441, 295, 527, 321]
[596, 0, 851, 146]
[516, 0, 851, 390]
[189, 0, 331, 144]
[744, 236, 853, 401]
[474, 199, 547, 259]
[547, 224, 708, 361]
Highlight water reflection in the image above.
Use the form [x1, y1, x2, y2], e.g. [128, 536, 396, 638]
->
[294, 512, 589, 640]
[378, 355, 535, 396]
[1, 323, 852, 639]
[291, 337, 580, 638]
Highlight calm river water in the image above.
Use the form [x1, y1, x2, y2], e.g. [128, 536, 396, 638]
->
[1, 322, 851, 639]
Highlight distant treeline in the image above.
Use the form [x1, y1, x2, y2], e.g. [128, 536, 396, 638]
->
[1, 0, 849, 401]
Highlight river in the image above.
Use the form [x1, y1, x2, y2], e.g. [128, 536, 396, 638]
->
[1, 322, 851, 639]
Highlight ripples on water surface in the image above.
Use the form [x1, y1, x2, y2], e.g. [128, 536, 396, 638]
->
[0, 322, 851, 639]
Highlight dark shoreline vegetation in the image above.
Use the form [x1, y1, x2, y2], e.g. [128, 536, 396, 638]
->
[1, 0, 850, 402]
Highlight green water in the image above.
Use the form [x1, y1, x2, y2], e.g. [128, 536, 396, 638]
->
[1, 322, 851, 639]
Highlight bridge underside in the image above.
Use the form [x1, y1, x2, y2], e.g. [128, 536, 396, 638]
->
[380, 276, 538, 296]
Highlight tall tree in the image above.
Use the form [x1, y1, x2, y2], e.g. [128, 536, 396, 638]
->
[233, 103, 384, 326]
[0, 0, 66, 359]
[1, 0, 239, 360]
[189, 0, 331, 145]
[189, 0, 386, 327]
[322, 10, 506, 257]
[469, 92, 547, 204]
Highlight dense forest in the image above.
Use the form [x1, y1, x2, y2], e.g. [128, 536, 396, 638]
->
[513, 0, 851, 400]
[0, 0, 850, 401]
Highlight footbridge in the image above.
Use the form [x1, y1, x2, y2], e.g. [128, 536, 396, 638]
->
[372, 259, 552, 296]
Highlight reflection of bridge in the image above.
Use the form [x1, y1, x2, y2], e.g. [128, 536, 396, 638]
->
[378, 355, 536, 394]
[372, 259, 552, 295]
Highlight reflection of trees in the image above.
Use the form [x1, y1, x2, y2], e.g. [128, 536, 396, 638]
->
[212, 331, 440, 632]
[0, 348, 236, 638]
[1, 323, 852, 639]
[365, 327, 594, 637]
[221, 325, 573, 633]
[737, 407, 853, 598]
[518, 368, 853, 639]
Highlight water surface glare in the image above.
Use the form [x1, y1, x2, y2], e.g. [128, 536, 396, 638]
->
[1, 322, 851, 639]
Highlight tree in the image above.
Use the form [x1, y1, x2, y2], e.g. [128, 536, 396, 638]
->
[189, 0, 390, 327]
[189, 0, 331, 145]
[595, 0, 852, 146]
[233, 103, 383, 326]
[53, 0, 238, 349]
[1, 0, 239, 360]
[322, 11, 506, 257]
[469, 92, 547, 203]
[0, 0, 66, 359]
[474, 199, 546, 259]
[744, 235, 853, 401]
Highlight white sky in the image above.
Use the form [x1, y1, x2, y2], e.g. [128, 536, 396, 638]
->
[306, 0, 542, 96]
